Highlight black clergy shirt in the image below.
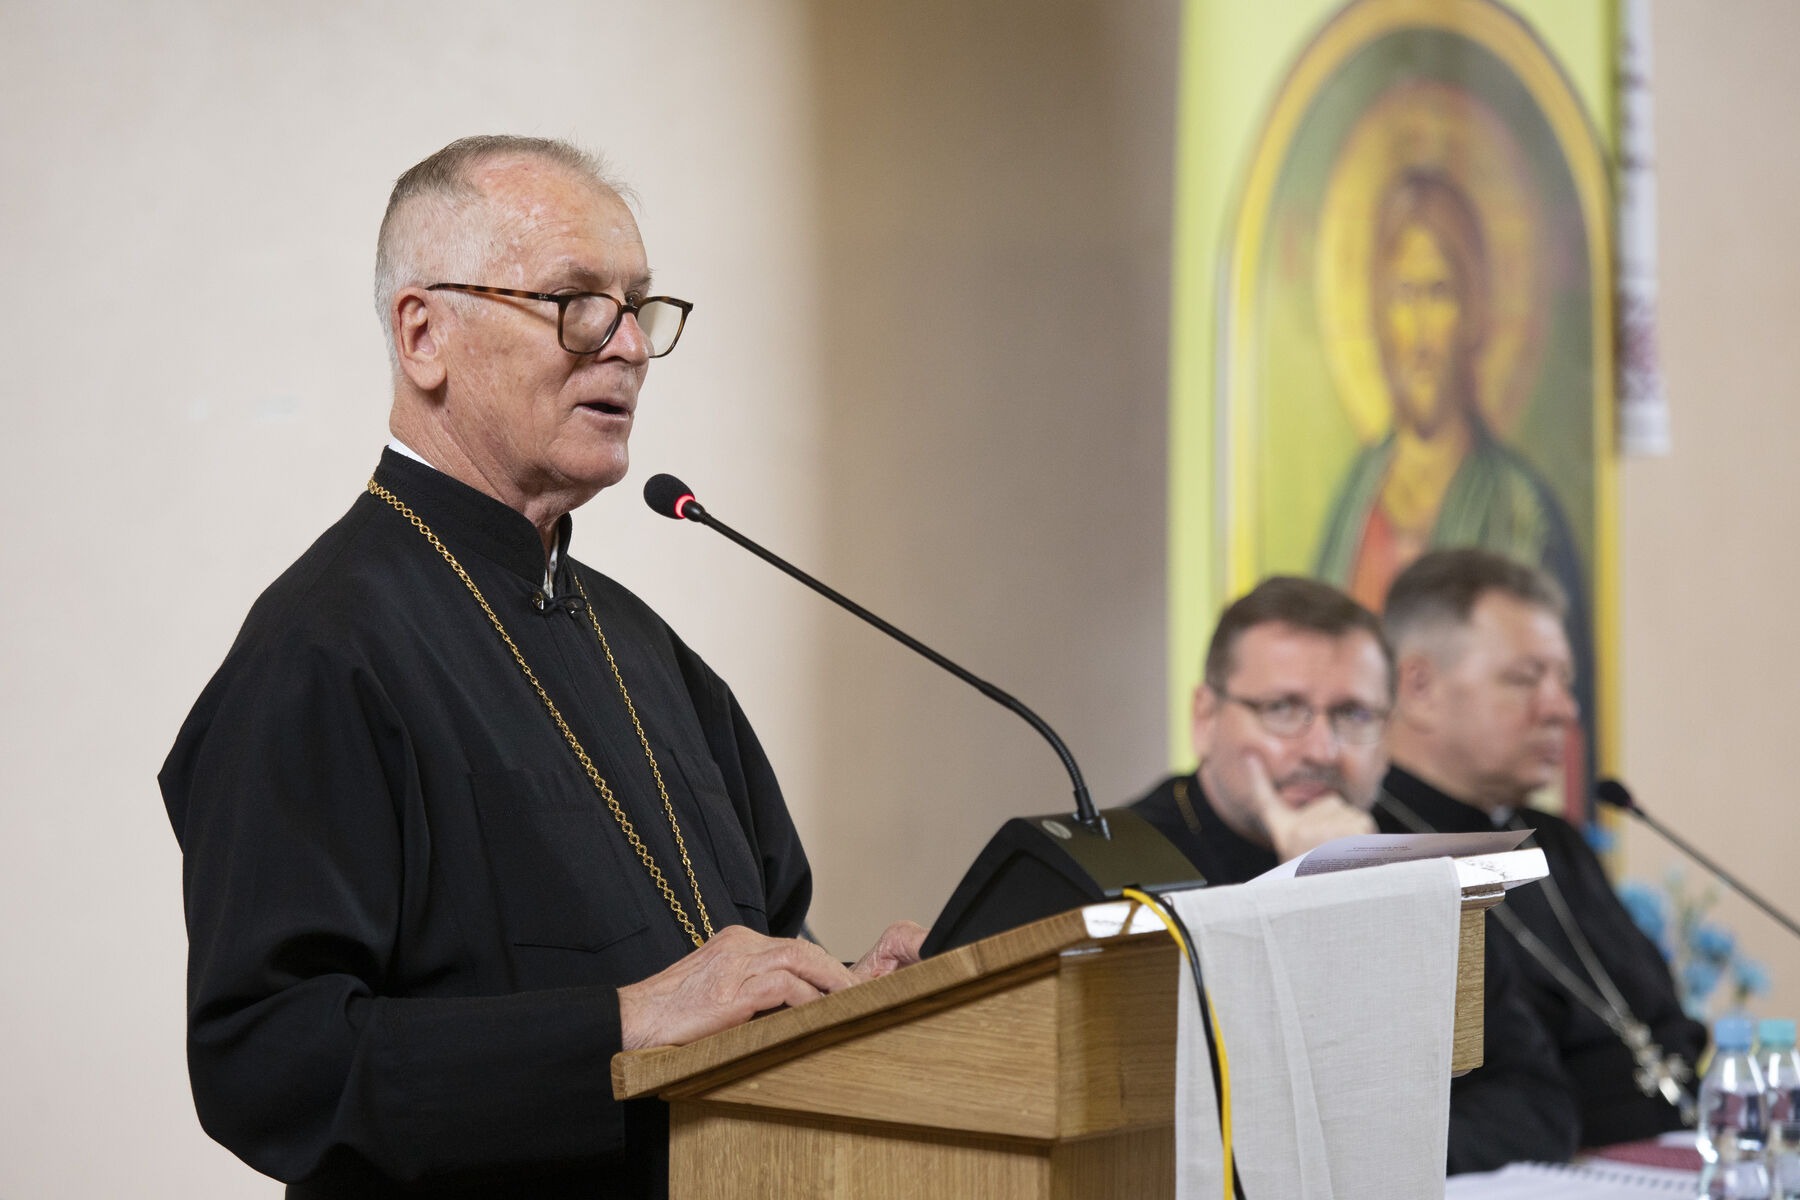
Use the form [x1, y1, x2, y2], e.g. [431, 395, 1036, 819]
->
[1131, 772, 1581, 1172]
[1376, 765, 1706, 1148]
[160, 450, 812, 1197]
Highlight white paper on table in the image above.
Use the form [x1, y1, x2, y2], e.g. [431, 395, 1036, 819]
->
[1444, 1159, 1700, 1198]
[1253, 830, 1530, 883]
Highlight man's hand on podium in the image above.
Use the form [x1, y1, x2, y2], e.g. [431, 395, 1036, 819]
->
[618, 925, 857, 1049]
[616, 921, 928, 1050]
[1248, 754, 1377, 863]
[849, 920, 928, 983]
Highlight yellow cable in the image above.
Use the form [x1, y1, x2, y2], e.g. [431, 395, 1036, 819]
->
[1122, 885, 1189, 958]
[1121, 888, 1236, 1200]
[1212, 999, 1235, 1197]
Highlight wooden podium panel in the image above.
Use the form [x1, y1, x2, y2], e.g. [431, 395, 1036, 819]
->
[699, 967, 1065, 1138]
[667, 1106, 1175, 1200]
[617, 855, 1540, 1199]
[676, 940, 1180, 1141]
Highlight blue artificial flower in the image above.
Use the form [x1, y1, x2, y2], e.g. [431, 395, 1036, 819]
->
[1692, 922, 1736, 962]
[1682, 959, 1722, 1012]
[1617, 880, 1669, 953]
[1732, 957, 1771, 997]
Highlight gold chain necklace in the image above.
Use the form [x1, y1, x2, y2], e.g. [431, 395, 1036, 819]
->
[368, 479, 715, 949]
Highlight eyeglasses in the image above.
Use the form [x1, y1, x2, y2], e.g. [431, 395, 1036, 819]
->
[427, 283, 693, 358]
[1217, 691, 1390, 745]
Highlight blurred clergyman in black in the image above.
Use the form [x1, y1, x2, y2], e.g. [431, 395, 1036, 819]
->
[1132, 575, 1580, 1171]
[1376, 548, 1704, 1147]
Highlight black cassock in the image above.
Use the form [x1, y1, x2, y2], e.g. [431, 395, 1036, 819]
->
[160, 450, 811, 1198]
[1377, 765, 1706, 1149]
[1130, 772, 1581, 1173]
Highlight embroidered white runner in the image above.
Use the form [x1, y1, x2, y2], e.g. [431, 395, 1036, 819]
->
[1169, 858, 1462, 1200]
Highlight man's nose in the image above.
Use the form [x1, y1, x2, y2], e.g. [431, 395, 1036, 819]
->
[1298, 711, 1342, 759]
[1540, 677, 1579, 723]
[607, 309, 653, 363]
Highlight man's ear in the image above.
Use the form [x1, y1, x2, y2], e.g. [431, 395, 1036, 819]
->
[1190, 683, 1220, 763]
[394, 289, 448, 393]
[1396, 651, 1437, 728]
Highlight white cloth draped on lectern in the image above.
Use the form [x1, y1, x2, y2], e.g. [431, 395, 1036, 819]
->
[1169, 857, 1462, 1200]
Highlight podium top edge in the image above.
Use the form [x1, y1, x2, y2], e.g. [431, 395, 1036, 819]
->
[612, 854, 1536, 1102]
[611, 905, 1155, 1101]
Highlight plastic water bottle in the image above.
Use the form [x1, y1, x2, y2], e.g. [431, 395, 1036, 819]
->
[1699, 1016, 1771, 1199]
[1762, 1019, 1800, 1200]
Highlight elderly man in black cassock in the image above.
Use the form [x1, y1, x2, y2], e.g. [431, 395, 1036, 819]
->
[160, 135, 923, 1198]
[1375, 548, 1705, 1148]
[1129, 574, 1580, 1172]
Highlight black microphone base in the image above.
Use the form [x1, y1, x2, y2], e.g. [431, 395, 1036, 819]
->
[920, 807, 1205, 957]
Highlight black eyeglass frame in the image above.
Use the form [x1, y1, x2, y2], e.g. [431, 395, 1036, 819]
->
[1215, 690, 1391, 746]
[426, 283, 693, 358]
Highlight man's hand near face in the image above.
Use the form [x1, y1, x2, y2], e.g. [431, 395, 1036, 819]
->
[1247, 754, 1376, 863]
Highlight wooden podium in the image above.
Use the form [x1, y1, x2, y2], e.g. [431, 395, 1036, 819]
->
[614, 858, 1536, 1199]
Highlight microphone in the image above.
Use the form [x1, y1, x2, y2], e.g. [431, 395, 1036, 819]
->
[644, 472, 1203, 954]
[646, 472, 1099, 827]
[1596, 778, 1800, 942]
[643, 473, 703, 522]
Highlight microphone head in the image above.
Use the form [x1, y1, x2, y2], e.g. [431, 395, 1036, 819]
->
[1594, 778, 1638, 814]
[644, 473, 698, 520]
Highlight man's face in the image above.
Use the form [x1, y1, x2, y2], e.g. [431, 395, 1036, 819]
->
[1380, 221, 1464, 438]
[1193, 623, 1392, 848]
[1412, 592, 1579, 809]
[435, 159, 652, 502]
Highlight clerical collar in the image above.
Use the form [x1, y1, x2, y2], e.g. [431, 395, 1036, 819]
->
[371, 447, 573, 591]
[1379, 765, 1492, 833]
[1382, 764, 1523, 830]
[383, 438, 566, 592]
[386, 436, 430, 468]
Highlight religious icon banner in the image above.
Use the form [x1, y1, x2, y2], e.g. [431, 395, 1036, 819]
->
[1168, 0, 1618, 818]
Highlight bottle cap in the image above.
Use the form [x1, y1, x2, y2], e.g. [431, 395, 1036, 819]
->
[1715, 1016, 1755, 1050]
[1760, 1018, 1797, 1049]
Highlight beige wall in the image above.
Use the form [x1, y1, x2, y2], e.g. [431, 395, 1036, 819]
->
[1, 1, 1795, 1195]
[0, 4, 831, 1195]
[799, 0, 1179, 956]
[1619, 0, 1800, 1034]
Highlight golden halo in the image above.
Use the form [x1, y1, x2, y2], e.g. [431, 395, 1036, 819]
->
[1316, 79, 1547, 443]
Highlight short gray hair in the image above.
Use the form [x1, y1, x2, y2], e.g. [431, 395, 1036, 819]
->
[372, 135, 626, 367]
[1383, 548, 1567, 656]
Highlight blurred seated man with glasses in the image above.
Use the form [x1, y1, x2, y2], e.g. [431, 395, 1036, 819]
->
[1130, 575, 1580, 1171]
[1131, 576, 1393, 874]
[160, 135, 922, 1199]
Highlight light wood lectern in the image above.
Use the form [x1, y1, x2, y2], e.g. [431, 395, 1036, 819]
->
[613, 855, 1537, 1199]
